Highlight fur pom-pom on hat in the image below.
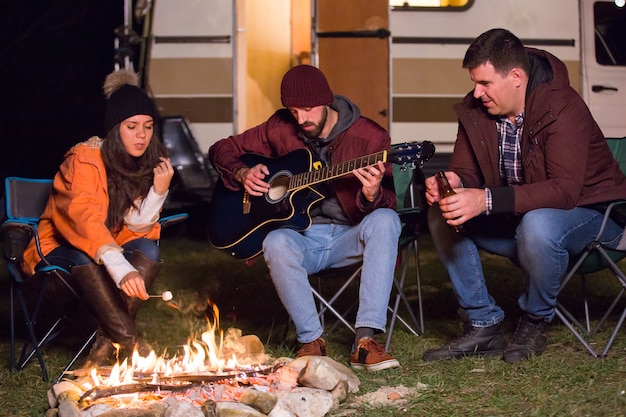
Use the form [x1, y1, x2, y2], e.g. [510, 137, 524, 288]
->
[103, 69, 158, 133]
[103, 69, 140, 99]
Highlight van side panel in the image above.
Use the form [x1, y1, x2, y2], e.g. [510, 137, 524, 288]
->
[390, 0, 580, 151]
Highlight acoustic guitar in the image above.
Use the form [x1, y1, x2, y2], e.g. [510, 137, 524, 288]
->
[207, 141, 435, 260]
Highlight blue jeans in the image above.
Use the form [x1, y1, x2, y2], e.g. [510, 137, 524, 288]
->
[38, 238, 160, 272]
[428, 204, 624, 326]
[262, 208, 401, 343]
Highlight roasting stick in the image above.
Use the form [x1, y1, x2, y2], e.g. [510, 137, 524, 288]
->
[148, 291, 173, 301]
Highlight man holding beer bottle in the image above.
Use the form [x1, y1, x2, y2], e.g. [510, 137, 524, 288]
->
[423, 28, 626, 363]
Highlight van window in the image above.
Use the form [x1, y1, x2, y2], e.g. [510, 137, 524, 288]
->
[390, 0, 471, 10]
[594, 1, 626, 66]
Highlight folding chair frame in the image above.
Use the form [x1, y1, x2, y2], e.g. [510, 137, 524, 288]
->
[555, 200, 626, 358]
[302, 157, 426, 351]
[2, 177, 188, 382]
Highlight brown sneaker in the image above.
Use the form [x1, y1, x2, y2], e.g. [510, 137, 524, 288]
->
[296, 337, 327, 357]
[350, 337, 399, 371]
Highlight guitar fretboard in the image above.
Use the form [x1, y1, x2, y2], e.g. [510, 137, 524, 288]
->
[289, 150, 388, 190]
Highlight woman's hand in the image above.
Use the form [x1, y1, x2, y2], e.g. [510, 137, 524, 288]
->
[153, 157, 174, 195]
[119, 271, 149, 300]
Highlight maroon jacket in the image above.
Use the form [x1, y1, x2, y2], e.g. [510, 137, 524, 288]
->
[208, 97, 396, 225]
[450, 48, 626, 215]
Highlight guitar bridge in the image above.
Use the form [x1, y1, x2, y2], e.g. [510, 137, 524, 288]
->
[243, 191, 251, 214]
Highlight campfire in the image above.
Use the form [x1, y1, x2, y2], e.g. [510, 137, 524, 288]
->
[47, 297, 360, 417]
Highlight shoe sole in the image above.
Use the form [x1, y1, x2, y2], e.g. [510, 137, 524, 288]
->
[503, 350, 544, 363]
[350, 358, 400, 372]
[423, 349, 504, 362]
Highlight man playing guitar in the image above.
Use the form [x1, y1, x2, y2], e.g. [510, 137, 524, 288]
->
[209, 65, 401, 371]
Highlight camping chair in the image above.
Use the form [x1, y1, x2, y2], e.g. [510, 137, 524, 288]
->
[1, 177, 188, 382]
[306, 143, 428, 351]
[554, 138, 626, 357]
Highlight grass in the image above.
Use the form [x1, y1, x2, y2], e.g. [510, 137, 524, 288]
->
[2, 228, 626, 416]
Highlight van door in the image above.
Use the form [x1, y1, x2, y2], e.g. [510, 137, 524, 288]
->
[315, 0, 390, 130]
[580, 0, 626, 139]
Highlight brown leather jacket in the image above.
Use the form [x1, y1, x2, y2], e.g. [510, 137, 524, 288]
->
[450, 48, 626, 215]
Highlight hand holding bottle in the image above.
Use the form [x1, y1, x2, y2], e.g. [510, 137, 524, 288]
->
[435, 171, 464, 233]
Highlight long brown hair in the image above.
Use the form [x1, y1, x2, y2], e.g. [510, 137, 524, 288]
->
[101, 124, 167, 233]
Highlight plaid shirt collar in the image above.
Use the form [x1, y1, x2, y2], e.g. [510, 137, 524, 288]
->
[496, 111, 525, 186]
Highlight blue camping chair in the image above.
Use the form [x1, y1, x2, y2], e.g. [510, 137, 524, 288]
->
[1, 177, 187, 382]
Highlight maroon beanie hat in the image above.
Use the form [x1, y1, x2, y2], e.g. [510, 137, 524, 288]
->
[280, 65, 334, 108]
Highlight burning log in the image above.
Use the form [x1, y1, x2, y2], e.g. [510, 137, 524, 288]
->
[80, 381, 193, 402]
[80, 366, 277, 402]
[49, 299, 362, 417]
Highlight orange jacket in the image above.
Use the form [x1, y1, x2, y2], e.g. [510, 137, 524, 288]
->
[22, 137, 161, 275]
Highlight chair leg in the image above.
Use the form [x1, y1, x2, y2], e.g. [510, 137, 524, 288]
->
[54, 329, 98, 384]
[386, 239, 423, 351]
[601, 304, 626, 357]
[554, 307, 600, 358]
[311, 286, 355, 334]
[413, 240, 425, 335]
[9, 275, 17, 372]
[14, 275, 53, 381]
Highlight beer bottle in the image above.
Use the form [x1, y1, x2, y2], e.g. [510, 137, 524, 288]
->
[436, 171, 463, 233]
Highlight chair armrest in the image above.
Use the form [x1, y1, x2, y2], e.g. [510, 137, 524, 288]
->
[1, 221, 34, 262]
[159, 213, 189, 229]
[595, 200, 626, 240]
[396, 207, 423, 227]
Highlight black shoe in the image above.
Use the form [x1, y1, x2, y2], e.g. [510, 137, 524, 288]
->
[423, 323, 506, 361]
[503, 315, 548, 363]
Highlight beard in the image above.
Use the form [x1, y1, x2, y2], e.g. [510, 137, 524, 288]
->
[298, 106, 327, 139]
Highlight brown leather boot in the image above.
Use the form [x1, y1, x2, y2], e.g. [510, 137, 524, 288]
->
[72, 262, 147, 366]
[125, 250, 162, 319]
[82, 329, 115, 369]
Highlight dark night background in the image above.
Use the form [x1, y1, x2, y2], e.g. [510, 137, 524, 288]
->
[0, 1, 125, 188]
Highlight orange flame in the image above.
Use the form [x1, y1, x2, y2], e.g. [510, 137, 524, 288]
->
[90, 299, 263, 389]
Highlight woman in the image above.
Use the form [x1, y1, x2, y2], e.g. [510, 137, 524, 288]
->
[22, 69, 174, 368]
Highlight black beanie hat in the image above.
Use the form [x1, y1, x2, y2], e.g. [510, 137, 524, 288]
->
[103, 69, 158, 133]
[280, 65, 334, 108]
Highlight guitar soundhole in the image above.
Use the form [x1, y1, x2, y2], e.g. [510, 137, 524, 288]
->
[266, 171, 291, 204]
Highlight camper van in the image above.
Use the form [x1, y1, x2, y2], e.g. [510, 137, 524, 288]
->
[144, 0, 625, 160]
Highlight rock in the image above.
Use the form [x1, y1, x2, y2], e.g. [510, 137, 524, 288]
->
[239, 387, 278, 414]
[269, 387, 334, 417]
[45, 408, 58, 417]
[80, 407, 159, 417]
[57, 390, 81, 404]
[164, 401, 205, 417]
[330, 379, 349, 404]
[52, 380, 86, 398]
[298, 357, 346, 391]
[80, 403, 115, 417]
[276, 365, 300, 390]
[220, 329, 268, 364]
[215, 401, 268, 416]
[201, 400, 217, 417]
[48, 389, 58, 409]
[57, 401, 81, 417]
[296, 356, 360, 393]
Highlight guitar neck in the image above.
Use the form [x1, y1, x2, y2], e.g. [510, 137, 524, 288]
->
[289, 150, 388, 189]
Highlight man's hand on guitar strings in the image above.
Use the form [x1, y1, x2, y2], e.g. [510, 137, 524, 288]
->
[353, 160, 385, 203]
[236, 164, 270, 196]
